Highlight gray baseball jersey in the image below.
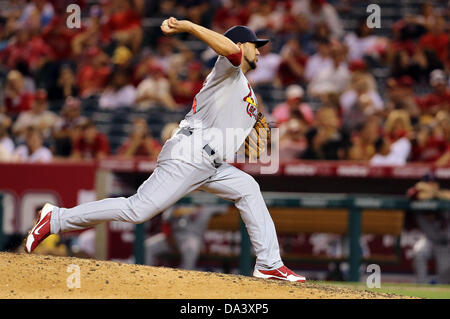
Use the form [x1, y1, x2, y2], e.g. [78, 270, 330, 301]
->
[176, 55, 258, 161]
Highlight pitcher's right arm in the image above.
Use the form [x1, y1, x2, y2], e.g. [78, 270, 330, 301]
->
[161, 17, 241, 65]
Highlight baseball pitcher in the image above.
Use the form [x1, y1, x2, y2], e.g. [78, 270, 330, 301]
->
[25, 17, 306, 282]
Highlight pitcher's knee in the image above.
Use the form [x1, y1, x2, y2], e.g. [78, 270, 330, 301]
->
[126, 194, 160, 224]
[240, 173, 261, 196]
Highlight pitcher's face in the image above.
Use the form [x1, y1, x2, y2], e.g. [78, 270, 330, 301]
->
[241, 42, 260, 70]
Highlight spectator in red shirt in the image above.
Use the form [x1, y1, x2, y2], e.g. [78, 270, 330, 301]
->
[418, 69, 450, 115]
[71, 120, 110, 161]
[106, 0, 143, 53]
[0, 27, 53, 72]
[278, 37, 308, 86]
[40, 12, 81, 61]
[3, 70, 34, 117]
[77, 48, 111, 98]
[419, 16, 449, 62]
[411, 123, 448, 163]
[117, 118, 161, 159]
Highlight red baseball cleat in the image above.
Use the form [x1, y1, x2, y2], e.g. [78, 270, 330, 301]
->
[25, 203, 55, 253]
[253, 265, 306, 283]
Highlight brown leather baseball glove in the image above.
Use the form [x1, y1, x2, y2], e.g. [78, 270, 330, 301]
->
[244, 112, 271, 160]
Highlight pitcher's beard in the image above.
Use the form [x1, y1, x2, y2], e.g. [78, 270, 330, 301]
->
[244, 56, 257, 70]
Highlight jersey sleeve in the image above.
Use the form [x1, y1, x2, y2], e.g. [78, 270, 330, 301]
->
[226, 48, 242, 67]
[213, 48, 242, 78]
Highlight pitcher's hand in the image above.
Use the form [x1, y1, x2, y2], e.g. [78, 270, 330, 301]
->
[161, 17, 191, 36]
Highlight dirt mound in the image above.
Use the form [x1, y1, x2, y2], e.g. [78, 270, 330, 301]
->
[0, 252, 404, 299]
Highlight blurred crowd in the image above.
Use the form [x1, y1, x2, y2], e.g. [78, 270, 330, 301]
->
[0, 0, 449, 165]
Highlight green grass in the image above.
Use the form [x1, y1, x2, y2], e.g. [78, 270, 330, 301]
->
[321, 281, 450, 299]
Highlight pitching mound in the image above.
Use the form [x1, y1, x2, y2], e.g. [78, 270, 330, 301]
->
[0, 252, 405, 299]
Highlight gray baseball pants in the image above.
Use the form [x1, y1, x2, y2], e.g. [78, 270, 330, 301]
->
[50, 157, 283, 270]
